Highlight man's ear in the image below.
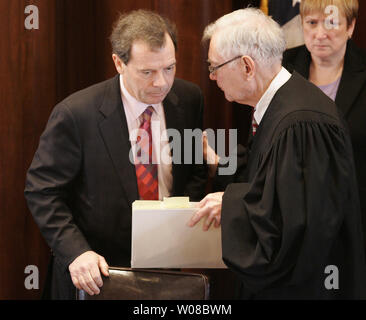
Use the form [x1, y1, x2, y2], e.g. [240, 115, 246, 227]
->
[112, 54, 125, 74]
[241, 55, 255, 80]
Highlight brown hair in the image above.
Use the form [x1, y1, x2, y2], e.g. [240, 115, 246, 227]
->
[110, 9, 177, 64]
[300, 0, 359, 27]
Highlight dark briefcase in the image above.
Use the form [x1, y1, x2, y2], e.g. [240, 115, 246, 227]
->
[76, 267, 210, 300]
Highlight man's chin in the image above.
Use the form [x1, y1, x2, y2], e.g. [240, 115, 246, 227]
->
[144, 93, 168, 104]
[224, 93, 233, 102]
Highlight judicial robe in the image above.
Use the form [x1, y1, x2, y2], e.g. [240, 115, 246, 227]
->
[221, 72, 366, 299]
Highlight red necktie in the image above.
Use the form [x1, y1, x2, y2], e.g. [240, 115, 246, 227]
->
[134, 106, 159, 200]
[252, 108, 258, 136]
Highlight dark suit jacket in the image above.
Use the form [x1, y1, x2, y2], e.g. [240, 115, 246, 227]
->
[283, 40, 366, 253]
[24, 75, 207, 299]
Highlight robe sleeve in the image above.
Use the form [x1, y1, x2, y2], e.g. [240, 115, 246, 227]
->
[221, 120, 355, 294]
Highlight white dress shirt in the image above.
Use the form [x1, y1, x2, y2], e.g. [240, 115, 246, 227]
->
[119, 75, 173, 199]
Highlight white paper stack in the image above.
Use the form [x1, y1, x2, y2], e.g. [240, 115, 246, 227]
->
[131, 198, 226, 268]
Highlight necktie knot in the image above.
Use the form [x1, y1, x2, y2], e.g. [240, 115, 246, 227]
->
[141, 106, 154, 122]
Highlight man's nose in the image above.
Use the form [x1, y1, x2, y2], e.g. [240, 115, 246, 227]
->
[209, 72, 216, 81]
[153, 71, 168, 87]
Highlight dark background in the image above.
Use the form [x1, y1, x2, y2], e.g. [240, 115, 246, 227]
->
[1, 0, 365, 299]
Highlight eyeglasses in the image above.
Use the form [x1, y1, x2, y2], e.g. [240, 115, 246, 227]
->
[208, 55, 242, 74]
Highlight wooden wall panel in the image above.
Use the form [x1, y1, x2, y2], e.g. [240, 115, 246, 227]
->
[0, 0, 23, 300]
[55, 0, 98, 101]
[0, 0, 56, 299]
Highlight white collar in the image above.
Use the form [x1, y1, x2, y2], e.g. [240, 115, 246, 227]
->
[254, 67, 291, 125]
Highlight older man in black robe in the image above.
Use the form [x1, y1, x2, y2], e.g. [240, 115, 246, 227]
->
[189, 8, 366, 299]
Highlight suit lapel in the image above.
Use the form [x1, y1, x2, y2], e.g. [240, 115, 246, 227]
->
[98, 75, 139, 204]
[336, 41, 366, 118]
[163, 86, 185, 195]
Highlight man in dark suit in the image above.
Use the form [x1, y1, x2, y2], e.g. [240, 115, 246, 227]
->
[24, 10, 206, 299]
[189, 8, 366, 299]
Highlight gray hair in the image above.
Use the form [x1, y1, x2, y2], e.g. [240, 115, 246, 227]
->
[110, 10, 177, 64]
[203, 8, 286, 67]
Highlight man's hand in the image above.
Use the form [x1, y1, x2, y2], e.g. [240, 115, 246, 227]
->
[68, 251, 109, 296]
[187, 192, 224, 231]
[202, 131, 220, 177]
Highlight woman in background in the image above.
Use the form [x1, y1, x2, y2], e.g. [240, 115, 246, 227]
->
[283, 0, 366, 254]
